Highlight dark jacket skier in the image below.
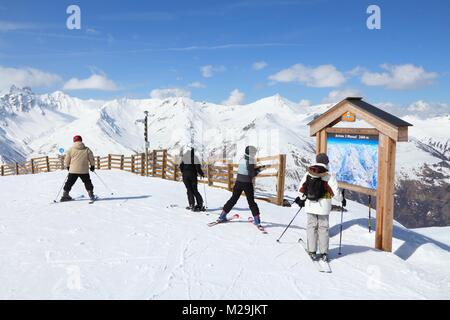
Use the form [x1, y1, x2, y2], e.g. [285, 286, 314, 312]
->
[180, 148, 205, 211]
[218, 146, 264, 226]
[61, 135, 96, 202]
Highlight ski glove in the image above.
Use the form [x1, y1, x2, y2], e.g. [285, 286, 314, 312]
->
[294, 196, 306, 208]
[342, 198, 347, 208]
[90, 166, 95, 172]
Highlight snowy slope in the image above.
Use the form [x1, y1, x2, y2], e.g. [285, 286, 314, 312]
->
[0, 171, 449, 299]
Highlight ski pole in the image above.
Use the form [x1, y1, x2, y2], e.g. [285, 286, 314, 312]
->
[94, 171, 114, 195]
[53, 174, 69, 203]
[277, 207, 302, 243]
[368, 195, 372, 233]
[202, 180, 208, 209]
[338, 190, 345, 255]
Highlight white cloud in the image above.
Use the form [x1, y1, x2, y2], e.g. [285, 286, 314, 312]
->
[347, 66, 365, 77]
[188, 81, 206, 89]
[298, 99, 311, 107]
[376, 101, 450, 118]
[269, 64, 346, 88]
[252, 61, 268, 71]
[150, 88, 191, 99]
[200, 65, 226, 78]
[86, 28, 101, 35]
[0, 66, 61, 91]
[361, 64, 438, 90]
[407, 100, 449, 116]
[0, 21, 34, 32]
[63, 74, 119, 91]
[222, 89, 245, 106]
[322, 89, 362, 104]
[375, 102, 404, 117]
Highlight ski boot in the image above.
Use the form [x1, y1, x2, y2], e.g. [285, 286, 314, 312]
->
[253, 215, 261, 227]
[308, 252, 317, 261]
[88, 190, 96, 201]
[217, 210, 228, 222]
[194, 205, 206, 212]
[60, 191, 72, 202]
[186, 205, 195, 211]
[319, 253, 329, 262]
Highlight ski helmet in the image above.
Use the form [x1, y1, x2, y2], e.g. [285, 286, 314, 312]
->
[245, 146, 257, 158]
[316, 153, 329, 165]
[73, 135, 83, 143]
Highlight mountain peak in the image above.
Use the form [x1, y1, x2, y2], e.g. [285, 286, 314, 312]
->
[9, 85, 33, 96]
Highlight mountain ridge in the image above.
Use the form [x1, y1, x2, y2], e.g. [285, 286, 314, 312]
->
[0, 86, 449, 227]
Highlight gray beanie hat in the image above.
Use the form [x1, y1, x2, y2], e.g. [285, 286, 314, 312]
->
[316, 153, 329, 165]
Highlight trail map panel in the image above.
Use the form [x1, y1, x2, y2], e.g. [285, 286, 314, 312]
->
[327, 132, 379, 190]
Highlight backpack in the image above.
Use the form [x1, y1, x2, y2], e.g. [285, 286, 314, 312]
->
[303, 175, 326, 201]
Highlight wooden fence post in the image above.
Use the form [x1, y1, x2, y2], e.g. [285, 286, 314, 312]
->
[162, 150, 167, 179]
[131, 155, 135, 173]
[173, 163, 178, 181]
[140, 153, 145, 176]
[1, 165, 4, 176]
[152, 150, 157, 176]
[207, 164, 212, 186]
[120, 155, 124, 170]
[227, 163, 234, 191]
[15, 163, 19, 175]
[30, 159, 35, 174]
[46, 156, 50, 172]
[276, 154, 286, 206]
[108, 154, 112, 170]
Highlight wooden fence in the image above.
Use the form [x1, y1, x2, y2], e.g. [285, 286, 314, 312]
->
[1, 150, 286, 206]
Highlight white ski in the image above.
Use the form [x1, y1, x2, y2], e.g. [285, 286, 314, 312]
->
[299, 238, 332, 273]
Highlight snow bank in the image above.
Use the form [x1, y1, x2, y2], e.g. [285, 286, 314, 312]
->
[0, 171, 449, 299]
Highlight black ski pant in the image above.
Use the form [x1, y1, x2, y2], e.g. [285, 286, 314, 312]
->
[64, 173, 94, 192]
[223, 181, 260, 217]
[182, 174, 203, 207]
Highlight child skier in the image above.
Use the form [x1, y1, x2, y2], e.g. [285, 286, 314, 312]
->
[180, 147, 205, 212]
[294, 153, 345, 262]
[217, 146, 263, 226]
[60, 135, 96, 202]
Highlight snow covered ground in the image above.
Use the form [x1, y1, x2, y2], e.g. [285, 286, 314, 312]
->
[0, 170, 449, 299]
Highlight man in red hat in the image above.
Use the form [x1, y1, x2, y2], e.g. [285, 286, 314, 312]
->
[60, 135, 96, 201]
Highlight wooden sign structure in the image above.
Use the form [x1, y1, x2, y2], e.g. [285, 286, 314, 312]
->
[308, 97, 412, 252]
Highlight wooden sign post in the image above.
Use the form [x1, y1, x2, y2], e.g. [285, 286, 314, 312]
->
[308, 97, 412, 252]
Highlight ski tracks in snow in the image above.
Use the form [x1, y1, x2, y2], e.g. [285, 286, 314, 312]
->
[148, 238, 197, 299]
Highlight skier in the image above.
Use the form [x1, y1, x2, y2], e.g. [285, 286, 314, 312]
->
[217, 146, 264, 226]
[294, 153, 344, 262]
[60, 135, 96, 202]
[179, 147, 205, 212]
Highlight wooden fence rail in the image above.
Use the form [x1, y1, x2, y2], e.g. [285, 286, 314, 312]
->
[0, 150, 286, 206]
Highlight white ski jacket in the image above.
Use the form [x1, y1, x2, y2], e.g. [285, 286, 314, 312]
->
[298, 163, 343, 216]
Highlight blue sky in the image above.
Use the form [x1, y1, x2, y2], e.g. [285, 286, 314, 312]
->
[0, 0, 449, 109]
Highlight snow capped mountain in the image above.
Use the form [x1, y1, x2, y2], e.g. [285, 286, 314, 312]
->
[0, 86, 449, 227]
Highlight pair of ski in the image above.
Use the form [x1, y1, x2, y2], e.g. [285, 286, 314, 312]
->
[207, 214, 268, 234]
[166, 204, 209, 215]
[52, 195, 98, 205]
[298, 238, 332, 273]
